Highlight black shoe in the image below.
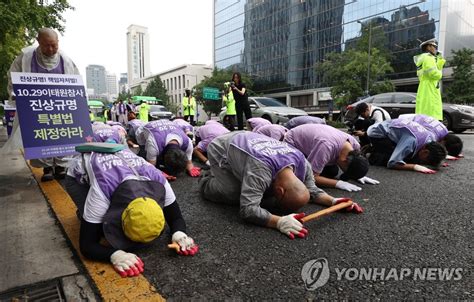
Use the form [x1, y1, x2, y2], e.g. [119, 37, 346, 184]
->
[41, 167, 54, 182]
[54, 166, 66, 179]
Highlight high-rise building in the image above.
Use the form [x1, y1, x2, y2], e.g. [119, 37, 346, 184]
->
[85, 64, 107, 95]
[214, 0, 474, 112]
[127, 25, 151, 86]
[106, 73, 118, 97]
[119, 73, 128, 93]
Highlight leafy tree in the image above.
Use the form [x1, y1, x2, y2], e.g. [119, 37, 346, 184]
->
[193, 68, 254, 118]
[143, 76, 178, 113]
[316, 49, 393, 107]
[133, 85, 143, 97]
[0, 0, 73, 100]
[444, 48, 474, 105]
[118, 87, 131, 101]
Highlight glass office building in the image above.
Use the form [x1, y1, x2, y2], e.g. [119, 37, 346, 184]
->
[214, 0, 474, 111]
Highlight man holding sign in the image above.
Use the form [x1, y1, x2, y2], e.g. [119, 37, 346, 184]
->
[6, 28, 81, 181]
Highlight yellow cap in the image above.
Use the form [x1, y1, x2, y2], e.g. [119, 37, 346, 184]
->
[121, 197, 165, 243]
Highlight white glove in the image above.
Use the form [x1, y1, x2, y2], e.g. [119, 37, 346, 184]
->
[357, 176, 380, 185]
[276, 213, 307, 239]
[205, 160, 210, 166]
[413, 164, 436, 174]
[335, 180, 362, 192]
[110, 250, 144, 278]
[172, 231, 198, 255]
[436, 51, 443, 57]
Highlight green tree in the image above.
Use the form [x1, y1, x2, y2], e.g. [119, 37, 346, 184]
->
[0, 0, 73, 100]
[118, 87, 131, 101]
[444, 48, 474, 105]
[316, 49, 394, 107]
[194, 68, 254, 118]
[133, 85, 143, 97]
[143, 76, 178, 114]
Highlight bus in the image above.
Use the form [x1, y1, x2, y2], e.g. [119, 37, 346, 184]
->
[88, 99, 105, 122]
[131, 96, 163, 105]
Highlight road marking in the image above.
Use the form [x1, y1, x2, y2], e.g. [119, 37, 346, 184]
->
[29, 166, 165, 301]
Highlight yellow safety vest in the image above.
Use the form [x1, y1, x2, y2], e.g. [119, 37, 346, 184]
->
[414, 52, 446, 120]
[139, 103, 150, 122]
[182, 96, 196, 116]
[223, 91, 236, 115]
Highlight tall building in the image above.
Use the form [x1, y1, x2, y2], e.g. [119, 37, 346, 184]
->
[127, 25, 151, 86]
[130, 64, 213, 118]
[106, 73, 118, 97]
[119, 73, 128, 93]
[85, 64, 107, 95]
[214, 0, 474, 113]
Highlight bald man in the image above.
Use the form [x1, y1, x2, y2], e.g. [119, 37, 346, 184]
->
[199, 132, 362, 239]
[6, 28, 80, 181]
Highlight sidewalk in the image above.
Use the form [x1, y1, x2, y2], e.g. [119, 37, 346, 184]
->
[0, 125, 96, 300]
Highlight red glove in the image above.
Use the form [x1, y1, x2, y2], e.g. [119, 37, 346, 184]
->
[335, 198, 363, 214]
[172, 231, 199, 256]
[110, 250, 144, 278]
[188, 166, 201, 177]
[162, 171, 177, 181]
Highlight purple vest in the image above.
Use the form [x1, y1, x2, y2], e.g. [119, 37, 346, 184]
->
[127, 119, 145, 133]
[255, 124, 288, 141]
[173, 119, 193, 133]
[118, 103, 127, 114]
[286, 116, 326, 129]
[230, 132, 306, 181]
[93, 127, 121, 143]
[411, 115, 448, 141]
[145, 120, 189, 152]
[106, 121, 123, 126]
[390, 119, 432, 153]
[247, 118, 271, 131]
[90, 149, 166, 200]
[31, 50, 65, 74]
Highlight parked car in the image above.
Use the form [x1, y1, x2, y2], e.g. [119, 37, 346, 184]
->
[344, 92, 474, 133]
[219, 97, 307, 125]
[149, 105, 175, 121]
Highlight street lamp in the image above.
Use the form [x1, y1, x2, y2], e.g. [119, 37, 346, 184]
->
[357, 20, 372, 96]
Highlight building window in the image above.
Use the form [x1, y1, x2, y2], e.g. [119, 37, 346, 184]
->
[182, 75, 185, 88]
[178, 76, 181, 90]
[171, 78, 173, 91]
[174, 77, 177, 90]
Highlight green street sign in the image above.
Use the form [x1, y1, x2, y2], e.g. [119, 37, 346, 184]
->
[203, 87, 220, 100]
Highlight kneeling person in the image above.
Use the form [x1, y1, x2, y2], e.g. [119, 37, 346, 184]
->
[194, 123, 230, 165]
[199, 132, 362, 240]
[367, 118, 447, 173]
[66, 147, 198, 278]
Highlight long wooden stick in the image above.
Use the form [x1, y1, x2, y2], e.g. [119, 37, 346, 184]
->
[301, 200, 353, 223]
[168, 242, 180, 252]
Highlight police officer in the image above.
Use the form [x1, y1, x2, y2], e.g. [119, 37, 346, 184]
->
[414, 38, 446, 121]
[182, 89, 196, 125]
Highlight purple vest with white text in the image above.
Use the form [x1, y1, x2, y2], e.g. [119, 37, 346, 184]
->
[412, 115, 448, 141]
[145, 120, 189, 152]
[390, 119, 433, 153]
[230, 132, 306, 181]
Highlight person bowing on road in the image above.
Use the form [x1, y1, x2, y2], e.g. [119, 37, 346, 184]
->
[199, 132, 363, 240]
[284, 124, 379, 192]
[65, 147, 198, 278]
[366, 118, 447, 173]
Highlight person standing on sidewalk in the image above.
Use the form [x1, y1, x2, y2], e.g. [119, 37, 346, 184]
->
[6, 28, 80, 181]
[182, 89, 196, 125]
[231, 72, 252, 130]
[222, 83, 236, 131]
[117, 99, 128, 126]
[414, 38, 446, 121]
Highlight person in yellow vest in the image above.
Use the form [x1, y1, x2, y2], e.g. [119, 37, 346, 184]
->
[137, 100, 150, 122]
[414, 38, 446, 121]
[103, 107, 110, 122]
[182, 89, 196, 126]
[89, 110, 95, 122]
[222, 82, 236, 131]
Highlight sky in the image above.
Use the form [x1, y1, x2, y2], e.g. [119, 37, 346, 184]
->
[58, 0, 213, 78]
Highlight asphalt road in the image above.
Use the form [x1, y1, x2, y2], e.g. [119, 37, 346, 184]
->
[135, 132, 473, 300]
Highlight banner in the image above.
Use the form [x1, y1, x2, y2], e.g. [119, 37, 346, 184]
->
[11, 72, 93, 159]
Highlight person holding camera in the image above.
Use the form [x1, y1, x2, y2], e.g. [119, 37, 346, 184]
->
[414, 38, 446, 121]
[231, 72, 252, 130]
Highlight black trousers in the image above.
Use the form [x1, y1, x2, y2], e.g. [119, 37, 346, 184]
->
[236, 100, 252, 130]
[223, 115, 236, 131]
[368, 137, 396, 166]
[354, 119, 375, 147]
[184, 115, 195, 126]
